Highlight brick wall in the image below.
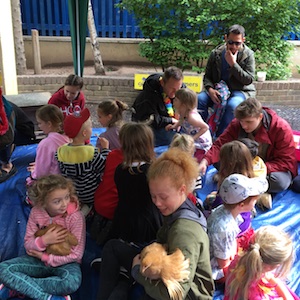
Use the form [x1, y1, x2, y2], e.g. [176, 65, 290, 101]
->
[17, 75, 300, 107]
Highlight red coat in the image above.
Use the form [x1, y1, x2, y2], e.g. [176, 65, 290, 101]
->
[94, 149, 123, 220]
[204, 107, 298, 178]
[48, 87, 85, 117]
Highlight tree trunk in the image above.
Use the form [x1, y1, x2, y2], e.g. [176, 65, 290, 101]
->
[87, 0, 105, 75]
[11, 0, 27, 75]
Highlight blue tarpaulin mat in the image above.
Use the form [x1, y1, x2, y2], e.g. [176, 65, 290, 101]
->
[0, 128, 299, 299]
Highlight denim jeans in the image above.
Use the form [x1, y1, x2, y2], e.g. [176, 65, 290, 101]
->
[197, 90, 246, 137]
[152, 127, 176, 147]
[0, 255, 81, 300]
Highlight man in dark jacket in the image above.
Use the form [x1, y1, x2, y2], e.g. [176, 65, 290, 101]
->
[132, 66, 184, 146]
[198, 24, 256, 137]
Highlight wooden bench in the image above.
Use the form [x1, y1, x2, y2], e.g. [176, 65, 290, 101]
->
[4, 92, 51, 141]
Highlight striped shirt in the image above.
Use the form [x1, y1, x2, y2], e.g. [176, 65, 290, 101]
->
[56, 144, 110, 204]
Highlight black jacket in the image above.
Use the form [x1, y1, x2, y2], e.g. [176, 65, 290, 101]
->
[132, 73, 174, 129]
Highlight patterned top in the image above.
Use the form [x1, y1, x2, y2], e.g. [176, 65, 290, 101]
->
[207, 205, 242, 280]
[181, 110, 212, 152]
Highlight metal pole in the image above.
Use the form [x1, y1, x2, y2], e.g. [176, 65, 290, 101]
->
[76, 0, 81, 76]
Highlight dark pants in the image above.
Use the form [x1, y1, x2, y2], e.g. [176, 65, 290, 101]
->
[267, 171, 292, 193]
[97, 239, 141, 300]
[213, 162, 292, 194]
[0, 102, 35, 164]
[291, 175, 300, 193]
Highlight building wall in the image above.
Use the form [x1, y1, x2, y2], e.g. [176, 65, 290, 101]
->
[24, 37, 151, 68]
[17, 74, 300, 107]
[24, 37, 300, 78]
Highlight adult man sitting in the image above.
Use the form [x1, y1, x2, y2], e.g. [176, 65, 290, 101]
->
[132, 66, 184, 146]
[198, 24, 256, 137]
[199, 98, 297, 194]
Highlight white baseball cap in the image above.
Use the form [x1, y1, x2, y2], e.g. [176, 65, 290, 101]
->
[219, 174, 269, 204]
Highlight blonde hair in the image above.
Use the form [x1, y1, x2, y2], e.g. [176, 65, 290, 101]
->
[36, 104, 64, 133]
[226, 226, 294, 300]
[175, 88, 197, 111]
[98, 99, 128, 128]
[147, 148, 198, 194]
[27, 174, 78, 207]
[119, 122, 155, 173]
[170, 133, 195, 156]
[218, 140, 254, 187]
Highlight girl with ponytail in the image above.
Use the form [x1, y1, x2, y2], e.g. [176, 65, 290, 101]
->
[225, 225, 298, 300]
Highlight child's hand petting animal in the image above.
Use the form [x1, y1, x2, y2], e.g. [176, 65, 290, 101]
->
[140, 242, 190, 300]
[35, 223, 78, 256]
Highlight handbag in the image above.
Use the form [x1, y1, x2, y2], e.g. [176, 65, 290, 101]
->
[207, 80, 230, 138]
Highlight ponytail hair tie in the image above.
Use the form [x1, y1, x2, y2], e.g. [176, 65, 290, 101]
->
[250, 243, 260, 251]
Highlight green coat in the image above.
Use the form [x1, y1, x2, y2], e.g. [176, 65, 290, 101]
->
[135, 209, 214, 299]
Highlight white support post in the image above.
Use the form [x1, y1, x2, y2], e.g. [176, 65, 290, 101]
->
[0, 0, 18, 94]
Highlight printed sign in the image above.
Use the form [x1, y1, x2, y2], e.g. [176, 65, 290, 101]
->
[134, 73, 202, 92]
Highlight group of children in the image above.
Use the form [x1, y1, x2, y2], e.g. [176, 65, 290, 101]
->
[0, 74, 298, 300]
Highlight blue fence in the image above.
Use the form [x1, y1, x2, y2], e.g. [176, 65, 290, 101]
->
[20, 0, 144, 38]
[21, 0, 299, 40]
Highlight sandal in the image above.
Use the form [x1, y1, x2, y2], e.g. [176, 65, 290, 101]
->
[0, 165, 17, 183]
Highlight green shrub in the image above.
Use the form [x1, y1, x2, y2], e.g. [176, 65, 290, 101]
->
[117, 0, 300, 79]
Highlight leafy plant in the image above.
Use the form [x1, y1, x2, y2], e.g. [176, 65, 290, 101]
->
[116, 0, 220, 71]
[117, 0, 300, 79]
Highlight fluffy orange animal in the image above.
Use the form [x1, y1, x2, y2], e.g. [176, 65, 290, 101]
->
[140, 242, 190, 300]
[34, 223, 78, 256]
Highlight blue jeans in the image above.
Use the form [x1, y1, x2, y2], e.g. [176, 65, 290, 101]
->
[0, 255, 81, 300]
[197, 91, 246, 137]
[152, 127, 176, 147]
